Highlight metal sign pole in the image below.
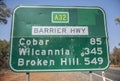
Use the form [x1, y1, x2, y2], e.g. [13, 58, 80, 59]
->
[26, 72, 30, 81]
[89, 71, 92, 81]
[102, 71, 106, 81]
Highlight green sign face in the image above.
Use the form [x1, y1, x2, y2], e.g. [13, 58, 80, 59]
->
[9, 6, 109, 72]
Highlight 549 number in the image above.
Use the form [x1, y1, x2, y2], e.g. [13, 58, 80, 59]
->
[84, 57, 103, 65]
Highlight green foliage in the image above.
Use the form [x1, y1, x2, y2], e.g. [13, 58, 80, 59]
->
[0, 0, 11, 24]
[110, 47, 120, 65]
[0, 40, 9, 69]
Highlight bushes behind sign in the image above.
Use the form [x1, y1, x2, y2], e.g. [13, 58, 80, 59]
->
[0, 40, 9, 69]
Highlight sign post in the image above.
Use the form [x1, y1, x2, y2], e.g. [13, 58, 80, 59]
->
[89, 71, 92, 81]
[9, 6, 109, 72]
[26, 73, 30, 81]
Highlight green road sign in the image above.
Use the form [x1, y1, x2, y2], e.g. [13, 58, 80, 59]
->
[9, 6, 110, 72]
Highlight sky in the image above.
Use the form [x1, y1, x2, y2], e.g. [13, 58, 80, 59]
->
[0, 0, 120, 52]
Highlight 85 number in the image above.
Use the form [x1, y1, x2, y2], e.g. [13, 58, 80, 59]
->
[90, 38, 102, 45]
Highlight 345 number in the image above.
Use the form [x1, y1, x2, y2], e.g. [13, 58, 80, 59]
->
[84, 47, 103, 55]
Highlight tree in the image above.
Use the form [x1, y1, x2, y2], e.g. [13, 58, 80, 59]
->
[0, 40, 9, 76]
[115, 18, 120, 25]
[0, 40, 9, 70]
[110, 47, 120, 65]
[0, 0, 11, 24]
[115, 18, 120, 23]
